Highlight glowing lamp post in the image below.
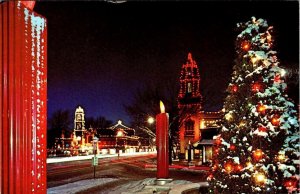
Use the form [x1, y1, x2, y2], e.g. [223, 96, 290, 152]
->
[156, 101, 169, 180]
[148, 116, 155, 124]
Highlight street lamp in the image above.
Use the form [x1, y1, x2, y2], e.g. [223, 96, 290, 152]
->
[146, 116, 155, 151]
[147, 116, 155, 124]
[116, 130, 123, 158]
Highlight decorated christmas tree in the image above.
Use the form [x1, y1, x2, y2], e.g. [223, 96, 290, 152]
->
[209, 17, 299, 193]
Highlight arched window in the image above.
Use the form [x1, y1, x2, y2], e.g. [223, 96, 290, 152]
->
[187, 82, 192, 93]
[185, 119, 194, 136]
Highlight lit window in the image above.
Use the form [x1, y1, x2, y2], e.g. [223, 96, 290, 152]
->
[187, 83, 192, 93]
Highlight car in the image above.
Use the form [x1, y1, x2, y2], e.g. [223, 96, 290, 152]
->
[78, 150, 88, 156]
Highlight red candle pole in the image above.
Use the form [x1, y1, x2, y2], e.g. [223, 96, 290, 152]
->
[156, 101, 169, 179]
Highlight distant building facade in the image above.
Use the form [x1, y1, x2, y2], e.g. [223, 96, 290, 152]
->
[97, 120, 153, 154]
[50, 106, 153, 157]
[178, 53, 222, 164]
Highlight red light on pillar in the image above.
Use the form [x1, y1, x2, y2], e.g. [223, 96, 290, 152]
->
[1, 3, 47, 192]
[20, 1, 36, 10]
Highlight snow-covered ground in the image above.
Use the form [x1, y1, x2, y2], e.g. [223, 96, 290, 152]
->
[47, 151, 208, 193]
[47, 151, 156, 164]
[47, 177, 205, 194]
[47, 178, 118, 194]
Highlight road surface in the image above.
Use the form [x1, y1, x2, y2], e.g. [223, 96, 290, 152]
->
[47, 153, 208, 193]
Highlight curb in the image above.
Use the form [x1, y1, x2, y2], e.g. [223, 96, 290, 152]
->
[168, 182, 209, 194]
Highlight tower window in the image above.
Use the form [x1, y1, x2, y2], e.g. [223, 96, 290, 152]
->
[187, 83, 192, 93]
[185, 119, 194, 136]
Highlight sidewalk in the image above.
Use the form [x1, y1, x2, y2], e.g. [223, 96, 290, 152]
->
[47, 153, 210, 193]
[48, 178, 209, 194]
[143, 159, 210, 172]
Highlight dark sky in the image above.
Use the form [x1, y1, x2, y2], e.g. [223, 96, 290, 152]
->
[34, 1, 299, 125]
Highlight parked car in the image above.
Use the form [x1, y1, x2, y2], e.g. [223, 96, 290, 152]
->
[78, 150, 88, 156]
[47, 149, 56, 158]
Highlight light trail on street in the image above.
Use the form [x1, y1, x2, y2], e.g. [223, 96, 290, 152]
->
[47, 153, 157, 187]
[47, 153, 208, 193]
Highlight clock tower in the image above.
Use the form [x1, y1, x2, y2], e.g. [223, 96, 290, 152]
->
[73, 106, 86, 144]
[178, 53, 202, 159]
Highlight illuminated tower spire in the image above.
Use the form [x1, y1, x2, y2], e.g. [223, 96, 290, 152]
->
[177, 53, 202, 159]
[178, 52, 202, 109]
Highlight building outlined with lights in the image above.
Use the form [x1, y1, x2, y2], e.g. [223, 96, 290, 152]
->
[178, 53, 222, 164]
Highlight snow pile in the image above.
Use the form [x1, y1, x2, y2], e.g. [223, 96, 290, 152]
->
[110, 178, 194, 194]
[48, 178, 198, 194]
[47, 178, 118, 194]
[110, 178, 157, 193]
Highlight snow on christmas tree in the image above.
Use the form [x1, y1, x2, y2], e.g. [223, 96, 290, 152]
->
[209, 17, 299, 193]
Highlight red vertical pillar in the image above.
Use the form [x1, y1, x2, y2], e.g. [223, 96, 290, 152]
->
[156, 112, 169, 179]
[0, 2, 47, 193]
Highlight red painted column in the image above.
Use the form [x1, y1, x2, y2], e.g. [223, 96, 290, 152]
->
[0, 2, 47, 193]
[156, 101, 169, 179]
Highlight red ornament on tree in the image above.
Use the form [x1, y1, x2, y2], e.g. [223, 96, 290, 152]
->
[257, 104, 266, 114]
[241, 41, 251, 51]
[215, 137, 222, 146]
[231, 84, 238, 93]
[251, 82, 263, 92]
[284, 177, 298, 188]
[207, 174, 214, 180]
[235, 164, 243, 171]
[214, 148, 220, 154]
[258, 126, 267, 132]
[253, 149, 263, 161]
[274, 74, 281, 83]
[230, 144, 236, 151]
[271, 115, 280, 126]
[212, 164, 218, 171]
[224, 162, 233, 173]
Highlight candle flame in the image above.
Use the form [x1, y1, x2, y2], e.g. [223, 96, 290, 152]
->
[160, 100, 165, 113]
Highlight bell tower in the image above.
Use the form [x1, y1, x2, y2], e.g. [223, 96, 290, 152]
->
[178, 53, 202, 159]
[73, 106, 86, 145]
[178, 52, 202, 106]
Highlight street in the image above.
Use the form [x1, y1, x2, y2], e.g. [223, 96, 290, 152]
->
[47, 153, 208, 193]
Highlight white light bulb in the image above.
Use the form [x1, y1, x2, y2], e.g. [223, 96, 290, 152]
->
[280, 69, 286, 77]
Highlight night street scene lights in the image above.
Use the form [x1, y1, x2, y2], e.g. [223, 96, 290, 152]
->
[116, 129, 124, 158]
[147, 116, 155, 124]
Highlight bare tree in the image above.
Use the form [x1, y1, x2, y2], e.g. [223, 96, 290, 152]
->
[48, 109, 72, 148]
[85, 116, 113, 134]
[124, 79, 201, 163]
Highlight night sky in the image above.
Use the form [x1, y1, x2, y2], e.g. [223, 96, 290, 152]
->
[34, 1, 299, 124]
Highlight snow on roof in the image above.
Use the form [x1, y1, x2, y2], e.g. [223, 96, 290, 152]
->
[109, 120, 134, 131]
[193, 139, 214, 147]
